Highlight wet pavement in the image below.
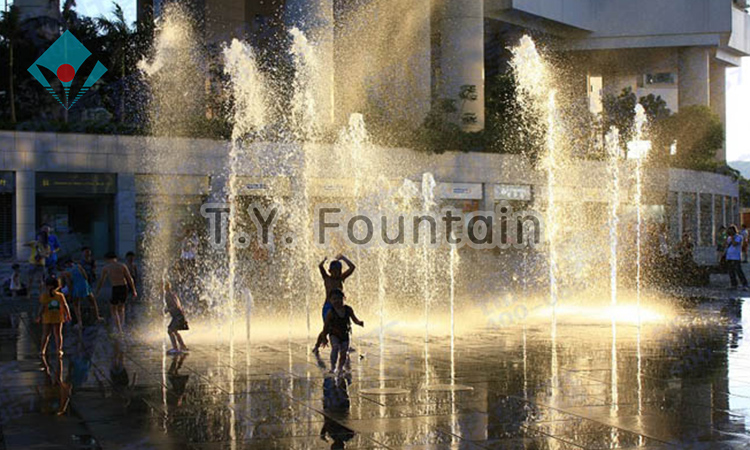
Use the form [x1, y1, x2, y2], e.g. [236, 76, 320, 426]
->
[1, 295, 749, 450]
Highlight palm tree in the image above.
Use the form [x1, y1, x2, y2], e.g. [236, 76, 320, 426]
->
[97, 3, 133, 122]
[0, 6, 21, 123]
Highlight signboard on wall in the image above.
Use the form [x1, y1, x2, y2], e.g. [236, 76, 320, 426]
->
[236, 177, 292, 197]
[37, 172, 116, 194]
[309, 178, 357, 198]
[494, 184, 532, 201]
[436, 183, 482, 200]
[0, 172, 13, 193]
[136, 174, 209, 196]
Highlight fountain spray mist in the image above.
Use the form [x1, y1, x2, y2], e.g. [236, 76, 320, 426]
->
[510, 36, 561, 335]
[139, 4, 204, 330]
[222, 38, 270, 354]
[605, 127, 621, 315]
[629, 104, 650, 325]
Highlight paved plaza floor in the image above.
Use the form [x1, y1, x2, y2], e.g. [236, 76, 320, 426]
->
[0, 292, 749, 450]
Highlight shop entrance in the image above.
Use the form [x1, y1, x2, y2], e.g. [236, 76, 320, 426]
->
[36, 172, 117, 259]
[36, 195, 115, 259]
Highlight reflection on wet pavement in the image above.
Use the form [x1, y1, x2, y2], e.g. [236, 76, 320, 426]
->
[0, 297, 749, 449]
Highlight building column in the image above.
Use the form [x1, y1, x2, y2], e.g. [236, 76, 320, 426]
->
[710, 59, 727, 162]
[677, 191, 684, 238]
[722, 196, 727, 227]
[482, 182, 494, 212]
[678, 47, 710, 108]
[711, 194, 716, 246]
[695, 193, 701, 246]
[438, 0, 485, 132]
[115, 173, 136, 256]
[15, 171, 35, 260]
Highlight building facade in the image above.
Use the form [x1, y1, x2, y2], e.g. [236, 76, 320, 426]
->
[137, 0, 750, 161]
[0, 131, 739, 264]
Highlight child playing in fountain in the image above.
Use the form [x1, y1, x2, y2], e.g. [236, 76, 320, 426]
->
[312, 254, 356, 353]
[36, 277, 71, 357]
[164, 280, 190, 355]
[60, 258, 104, 329]
[315, 289, 364, 375]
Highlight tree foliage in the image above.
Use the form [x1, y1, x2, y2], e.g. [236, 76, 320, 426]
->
[656, 105, 724, 170]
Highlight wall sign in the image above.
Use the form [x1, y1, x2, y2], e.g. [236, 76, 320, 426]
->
[494, 184, 532, 201]
[0, 172, 13, 193]
[37, 172, 116, 194]
[437, 183, 483, 200]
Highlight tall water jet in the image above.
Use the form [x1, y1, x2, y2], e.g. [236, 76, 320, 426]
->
[222, 38, 270, 352]
[420, 173, 437, 344]
[605, 127, 622, 315]
[545, 92, 560, 335]
[605, 127, 621, 441]
[449, 234, 458, 368]
[628, 104, 651, 324]
[139, 4, 204, 326]
[288, 27, 324, 340]
[510, 36, 560, 334]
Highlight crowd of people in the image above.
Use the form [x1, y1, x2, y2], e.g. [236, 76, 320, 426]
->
[11, 226, 369, 374]
[4, 224, 142, 357]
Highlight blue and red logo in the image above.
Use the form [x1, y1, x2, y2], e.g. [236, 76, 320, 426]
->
[28, 31, 107, 110]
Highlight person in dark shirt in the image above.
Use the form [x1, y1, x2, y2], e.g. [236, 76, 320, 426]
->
[312, 255, 355, 354]
[315, 289, 363, 375]
[80, 247, 97, 284]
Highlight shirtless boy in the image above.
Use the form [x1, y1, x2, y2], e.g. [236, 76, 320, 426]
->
[95, 252, 137, 334]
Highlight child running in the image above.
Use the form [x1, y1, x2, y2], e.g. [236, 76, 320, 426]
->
[95, 252, 137, 334]
[164, 280, 189, 355]
[315, 289, 364, 375]
[313, 254, 355, 353]
[61, 259, 104, 328]
[36, 277, 71, 357]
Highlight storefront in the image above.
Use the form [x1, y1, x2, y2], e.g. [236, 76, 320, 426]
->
[35, 172, 116, 258]
[0, 172, 13, 258]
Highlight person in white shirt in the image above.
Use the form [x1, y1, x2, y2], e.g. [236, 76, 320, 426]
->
[726, 225, 748, 290]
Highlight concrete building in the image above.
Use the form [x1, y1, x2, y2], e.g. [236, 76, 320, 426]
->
[0, 131, 739, 264]
[137, 0, 750, 156]
[489, 0, 750, 162]
[3, 1, 744, 263]
[12, 0, 60, 21]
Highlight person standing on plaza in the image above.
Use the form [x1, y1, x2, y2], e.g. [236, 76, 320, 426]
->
[41, 224, 61, 276]
[180, 229, 198, 272]
[80, 247, 97, 286]
[36, 277, 71, 357]
[60, 259, 104, 329]
[164, 280, 189, 355]
[726, 225, 748, 290]
[95, 252, 137, 334]
[26, 231, 51, 299]
[717, 226, 728, 270]
[741, 224, 749, 263]
[314, 289, 364, 375]
[9, 263, 23, 298]
[312, 254, 356, 354]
